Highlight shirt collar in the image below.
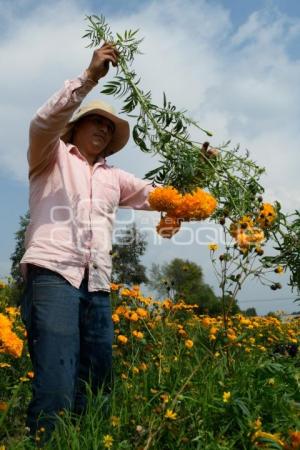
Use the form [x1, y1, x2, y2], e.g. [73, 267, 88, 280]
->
[66, 143, 106, 166]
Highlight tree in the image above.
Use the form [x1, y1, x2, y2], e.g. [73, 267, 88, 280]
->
[148, 258, 218, 312]
[10, 211, 30, 286]
[148, 258, 241, 315]
[111, 223, 148, 285]
[243, 307, 257, 316]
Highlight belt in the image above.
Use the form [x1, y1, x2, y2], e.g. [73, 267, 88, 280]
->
[27, 264, 89, 281]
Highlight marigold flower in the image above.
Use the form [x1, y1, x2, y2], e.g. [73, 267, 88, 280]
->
[156, 215, 181, 239]
[111, 416, 120, 427]
[165, 409, 177, 420]
[173, 188, 217, 220]
[160, 393, 170, 403]
[103, 434, 114, 448]
[117, 335, 128, 345]
[139, 362, 148, 371]
[185, 339, 194, 349]
[0, 313, 24, 358]
[256, 202, 277, 228]
[132, 330, 144, 339]
[5, 307, 19, 317]
[208, 243, 218, 251]
[112, 314, 120, 323]
[0, 401, 8, 411]
[275, 265, 284, 274]
[252, 417, 262, 430]
[148, 186, 182, 212]
[110, 283, 121, 291]
[129, 312, 139, 322]
[0, 363, 11, 368]
[136, 307, 148, 318]
[209, 326, 218, 335]
[289, 431, 300, 449]
[222, 391, 231, 403]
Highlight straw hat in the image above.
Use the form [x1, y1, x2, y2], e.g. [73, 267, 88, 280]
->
[60, 100, 130, 156]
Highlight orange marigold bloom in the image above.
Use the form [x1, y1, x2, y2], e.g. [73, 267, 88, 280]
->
[173, 188, 217, 220]
[148, 186, 182, 213]
[185, 339, 194, 349]
[132, 330, 144, 339]
[136, 307, 148, 318]
[290, 431, 300, 449]
[156, 215, 181, 239]
[110, 283, 121, 291]
[0, 313, 24, 358]
[112, 313, 120, 323]
[256, 202, 277, 228]
[0, 401, 8, 411]
[117, 335, 128, 345]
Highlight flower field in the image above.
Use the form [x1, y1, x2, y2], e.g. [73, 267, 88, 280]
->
[1, 282, 300, 449]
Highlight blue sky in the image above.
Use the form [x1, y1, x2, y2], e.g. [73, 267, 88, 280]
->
[1, 0, 300, 314]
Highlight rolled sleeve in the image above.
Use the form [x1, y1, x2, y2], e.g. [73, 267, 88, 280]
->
[118, 169, 155, 210]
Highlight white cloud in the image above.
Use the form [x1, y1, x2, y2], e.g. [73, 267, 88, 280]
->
[1, 0, 300, 313]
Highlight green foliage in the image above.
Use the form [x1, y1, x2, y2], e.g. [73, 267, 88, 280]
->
[243, 307, 257, 317]
[10, 211, 30, 287]
[112, 223, 148, 285]
[1, 285, 300, 449]
[83, 15, 265, 221]
[262, 209, 300, 293]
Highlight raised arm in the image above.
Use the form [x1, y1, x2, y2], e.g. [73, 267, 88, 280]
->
[28, 43, 119, 179]
[118, 169, 155, 210]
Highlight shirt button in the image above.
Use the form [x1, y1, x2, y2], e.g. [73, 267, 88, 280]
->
[92, 263, 98, 269]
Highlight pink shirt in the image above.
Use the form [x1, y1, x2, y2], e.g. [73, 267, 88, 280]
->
[20, 71, 153, 291]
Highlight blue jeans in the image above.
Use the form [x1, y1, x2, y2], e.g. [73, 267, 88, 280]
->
[20, 265, 114, 441]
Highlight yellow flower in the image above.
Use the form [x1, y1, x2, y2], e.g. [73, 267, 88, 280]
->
[19, 377, 30, 382]
[0, 280, 7, 289]
[275, 265, 284, 274]
[136, 307, 148, 318]
[222, 391, 231, 403]
[252, 417, 262, 430]
[256, 203, 277, 228]
[129, 312, 139, 322]
[165, 409, 177, 420]
[0, 363, 11, 368]
[138, 362, 148, 371]
[160, 393, 170, 403]
[5, 307, 19, 317]
[103, 434, 114, 448]
[208, 243, 219, 251]
[252, 430, 284, 446]
[117, 335, 128, 345]
[132, 330, 144, 340]
[111, 314, 120, 323]
[111, 416, 120, 427]
[185, 339, 194, 349]
[0, 401, 8, 411]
